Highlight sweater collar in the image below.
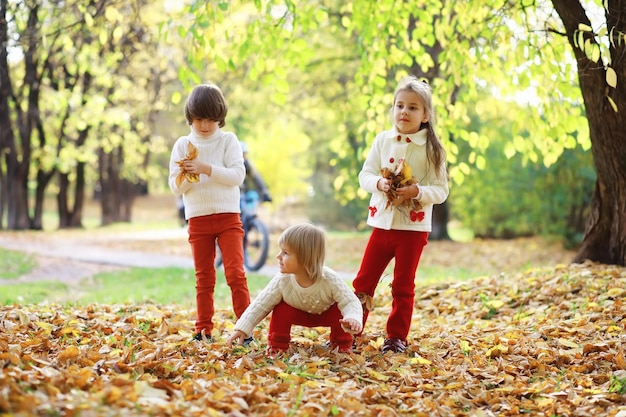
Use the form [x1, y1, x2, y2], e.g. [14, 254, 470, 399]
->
[189, 126, 222, 141]
[384, 127, 427, 145]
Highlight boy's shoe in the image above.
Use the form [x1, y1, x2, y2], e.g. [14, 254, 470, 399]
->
[242, 336, 255, 347]
[381, 338, 407, 354]
[192, 332, 212, 342]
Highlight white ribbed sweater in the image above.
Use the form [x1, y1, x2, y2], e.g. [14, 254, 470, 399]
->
[234, 266, 363, 337]
[169, 128, 245, 219]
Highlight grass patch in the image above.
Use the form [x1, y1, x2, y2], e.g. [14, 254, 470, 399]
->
[1, 281, 70, 304]
[0, 266, 273, 307]
[0, 249, 37, 280]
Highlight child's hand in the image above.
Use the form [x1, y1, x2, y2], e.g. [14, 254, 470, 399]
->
[340, 319, 363, 335]
[227, 330, 246, 347]
[395, 184, 419, 200]
[184, 159, 212, 177]
[378, 178, 391, 192]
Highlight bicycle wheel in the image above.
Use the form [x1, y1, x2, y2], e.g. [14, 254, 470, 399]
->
[244, 217, 269, 271]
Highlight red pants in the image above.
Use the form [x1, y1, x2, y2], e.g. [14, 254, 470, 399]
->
[188, 213, 250, 335]
[352, 228, 428, 341]
[267, 301, 354, 351]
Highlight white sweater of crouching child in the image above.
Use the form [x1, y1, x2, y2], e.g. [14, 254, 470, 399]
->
[234, 266, 363, 337]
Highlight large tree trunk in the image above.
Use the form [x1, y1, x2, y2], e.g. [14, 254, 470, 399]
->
[552, 0, 626, 266]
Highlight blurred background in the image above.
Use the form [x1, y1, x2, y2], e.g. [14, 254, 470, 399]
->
[0, 0, 603, 252]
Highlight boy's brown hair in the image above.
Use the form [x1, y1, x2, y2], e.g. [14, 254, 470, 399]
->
[184, 84, 228, 127]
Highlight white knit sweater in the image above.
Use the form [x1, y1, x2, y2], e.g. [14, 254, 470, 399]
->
[168, 127, 245, 219]
[234, 266, 363, 337]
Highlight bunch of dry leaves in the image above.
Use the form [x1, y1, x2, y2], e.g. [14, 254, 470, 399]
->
[1, 261, 625, 416]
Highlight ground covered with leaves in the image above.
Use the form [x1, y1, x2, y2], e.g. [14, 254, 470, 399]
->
[1, 261, 625, 416]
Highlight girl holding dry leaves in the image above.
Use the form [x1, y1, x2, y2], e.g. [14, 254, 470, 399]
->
[169, 83, 251, 343]
[353, 76, 449, 354]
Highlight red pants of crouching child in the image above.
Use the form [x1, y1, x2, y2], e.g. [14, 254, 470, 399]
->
[352, 228, 428, 341]
[188, 213, 251, 335]
[267, 301, 353, 351]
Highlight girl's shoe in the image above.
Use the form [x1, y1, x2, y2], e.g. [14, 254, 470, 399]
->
[242, 336, 255, 346]
[381, 338, 407, 353]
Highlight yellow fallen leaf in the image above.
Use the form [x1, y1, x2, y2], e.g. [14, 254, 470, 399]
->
[409, 356, 432, 365]
[58, 345, 80, 363]
[606, 287, 625, 298]
[615, 348, 626, 370]
[606, 325, 622, 333]
[535, 396, 554, 407]
[484, 299, 504, 309]
[60, 327, 80, 337]
[486, 344, 508, 358]
[366, 369, 390, 382]
[558, 338, 580, 349]
[35, 321, 54, 336]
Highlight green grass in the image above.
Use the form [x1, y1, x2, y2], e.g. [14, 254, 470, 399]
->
[80, 267, 271, 306]
[0, 249, 37, 280]
[1, 281, 71, 304]
[0, 251, 272, 306]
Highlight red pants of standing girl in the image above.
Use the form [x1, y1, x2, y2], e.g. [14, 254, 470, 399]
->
[352, 228, 428, 341]
[188, 213, 251, 335]
[267, 301, 354, 351]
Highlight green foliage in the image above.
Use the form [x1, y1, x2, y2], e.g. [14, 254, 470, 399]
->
[175, 0, 595, 247]
[451, 95, 595, 245]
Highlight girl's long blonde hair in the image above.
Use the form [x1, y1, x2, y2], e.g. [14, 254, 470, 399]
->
[394, 76, 447, 179]
[278, 223, 325, 281]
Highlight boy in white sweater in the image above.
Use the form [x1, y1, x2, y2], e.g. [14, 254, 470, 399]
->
[169, 83, 251, 342]
[227, 223, 362, 354]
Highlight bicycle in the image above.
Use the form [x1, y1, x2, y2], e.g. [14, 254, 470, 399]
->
[215, 190, 270, 271]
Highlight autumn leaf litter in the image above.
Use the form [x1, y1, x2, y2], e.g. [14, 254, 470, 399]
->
[1, 261, 625, 416]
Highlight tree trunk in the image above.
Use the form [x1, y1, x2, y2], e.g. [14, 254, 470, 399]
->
[32, 169, 55, 230]
[430, 202, 451, 241]
[0, 0, 10, 230]
[551, 0, 626, 266]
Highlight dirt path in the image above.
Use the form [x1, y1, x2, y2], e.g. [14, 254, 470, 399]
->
[0, 228, 286, 286]
[1, 225, 578, 290]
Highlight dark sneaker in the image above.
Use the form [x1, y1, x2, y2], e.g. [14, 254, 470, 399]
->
[242, 336, 255, 347]
[192, 332, 212, 342]
[381, 338, 407, 354]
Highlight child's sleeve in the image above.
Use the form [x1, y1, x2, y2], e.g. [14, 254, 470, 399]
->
[358, 135, 385, 194]
[327, 270, 363, 326]
[168, 138, 192, 195]
[234, 275, 284, 336]
[416, 160, 449, 206]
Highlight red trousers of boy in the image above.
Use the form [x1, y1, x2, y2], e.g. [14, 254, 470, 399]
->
[267, 300, 353, 351]
[352, 228, 428, 341]
[188, 213, 250, 335]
